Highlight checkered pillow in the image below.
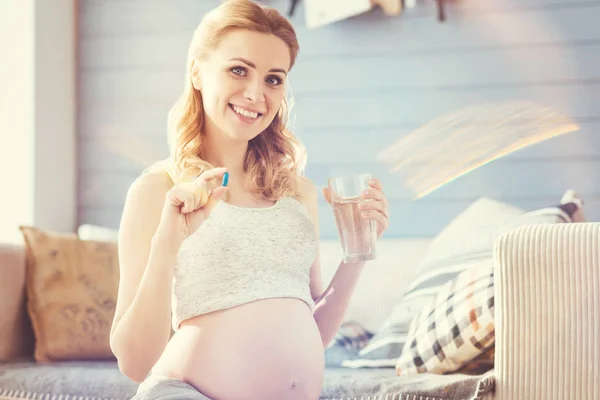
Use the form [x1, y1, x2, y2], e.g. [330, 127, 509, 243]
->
[395, 262, 495, 375]
[325, 321, 373, 367]
[329, 321, 373, 351]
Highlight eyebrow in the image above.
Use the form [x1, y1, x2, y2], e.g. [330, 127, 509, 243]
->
[228, 57, 287, 75]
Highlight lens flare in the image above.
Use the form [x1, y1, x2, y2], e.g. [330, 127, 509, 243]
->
[377, 101, 580, 199]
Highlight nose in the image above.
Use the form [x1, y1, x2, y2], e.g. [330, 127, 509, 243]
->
[243, 78, 265, 104]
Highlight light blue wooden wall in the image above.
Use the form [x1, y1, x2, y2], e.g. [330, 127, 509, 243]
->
[77, 0, 600, 238]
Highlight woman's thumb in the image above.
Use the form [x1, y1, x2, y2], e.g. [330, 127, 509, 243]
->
[211, 186, 228, 200]
[204, 186, 228, 212]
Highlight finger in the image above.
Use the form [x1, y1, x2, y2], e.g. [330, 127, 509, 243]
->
[322, 187, 332, 205]
[194, 167, 228, 186]
[167, 188, 187, 207]
[361, 188, 389, 211]
[180, 183, 209, 209]
[368, 178, 384, 193]
[361, 209, 389, 231]
[181, 192, 197, 214]
[204, 186, 228, 212]
[169, 189, 195, 213]
[359, 199, 389, 218]
[361, 187, 384, 202]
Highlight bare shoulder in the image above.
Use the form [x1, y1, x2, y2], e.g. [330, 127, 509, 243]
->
[120, 170, 174, 233]
[127, 169, 174, 202]
[295, 176, 320, 234]
[296, 175, 319, 204]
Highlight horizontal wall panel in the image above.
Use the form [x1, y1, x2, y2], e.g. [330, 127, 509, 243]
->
[79, 136, 169, 174]
[80, 44, 600, 95]
[298, 124, 600, 163]
[79, 123, 600, 168]
[79, 159, 600, 208]
[292, 85, 600, 128]
[303, 160, 600, 200]
[78, 82, 600, 133]
[79, 1, 600, 58]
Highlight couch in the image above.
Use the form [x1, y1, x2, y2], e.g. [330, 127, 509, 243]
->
[1, 218, 598, 400]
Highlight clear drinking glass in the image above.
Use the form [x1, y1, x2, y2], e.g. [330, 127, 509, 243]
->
[328, 173, 377, 263]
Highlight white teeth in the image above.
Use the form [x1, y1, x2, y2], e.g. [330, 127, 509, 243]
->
[232, 105, 259, 119]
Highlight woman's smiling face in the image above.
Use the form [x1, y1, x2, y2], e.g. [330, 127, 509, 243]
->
[194, 29, 291, 142]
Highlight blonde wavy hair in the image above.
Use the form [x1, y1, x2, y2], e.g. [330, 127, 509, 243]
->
[159, 0, 306, 200]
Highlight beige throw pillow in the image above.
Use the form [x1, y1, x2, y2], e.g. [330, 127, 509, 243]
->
[20, 226, 119, 361]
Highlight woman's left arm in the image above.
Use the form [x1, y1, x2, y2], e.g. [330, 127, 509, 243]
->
[300, 177, 390, 348]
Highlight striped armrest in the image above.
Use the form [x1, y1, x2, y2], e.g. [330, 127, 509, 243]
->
[494, 223, 600, 400]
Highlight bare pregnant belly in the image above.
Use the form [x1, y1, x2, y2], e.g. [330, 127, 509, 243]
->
[151, 298, 325, 400]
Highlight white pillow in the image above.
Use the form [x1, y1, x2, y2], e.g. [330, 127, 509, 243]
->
[77, 224, 118, 242]
[319, 238, 430, 333]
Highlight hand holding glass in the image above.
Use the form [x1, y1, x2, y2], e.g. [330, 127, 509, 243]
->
[328, 174, 377, 264]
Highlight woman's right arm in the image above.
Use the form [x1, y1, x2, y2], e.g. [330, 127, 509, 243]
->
[109, 171, 178, 383]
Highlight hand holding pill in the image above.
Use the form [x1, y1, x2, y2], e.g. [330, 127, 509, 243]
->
[158, 168, 229, 244]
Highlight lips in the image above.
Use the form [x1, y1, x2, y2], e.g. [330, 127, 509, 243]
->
[229, 104, 263, 120]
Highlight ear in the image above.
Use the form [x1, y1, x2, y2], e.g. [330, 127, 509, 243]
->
[190, 59, 202, 90]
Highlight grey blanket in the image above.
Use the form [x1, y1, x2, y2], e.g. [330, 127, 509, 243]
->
[0, 361, 495, 400]
[321, 368, 495, 399]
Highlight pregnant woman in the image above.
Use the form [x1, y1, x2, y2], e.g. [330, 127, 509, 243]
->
[109, 1, 390, 399]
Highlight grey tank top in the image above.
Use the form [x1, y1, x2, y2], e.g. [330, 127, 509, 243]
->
[171, 196, 318, 330]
